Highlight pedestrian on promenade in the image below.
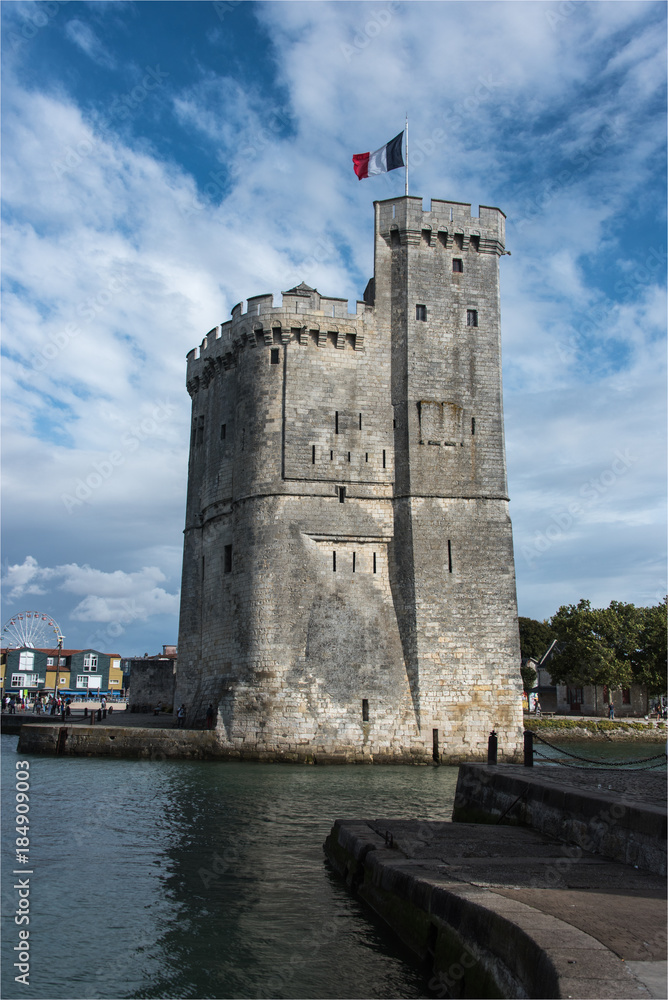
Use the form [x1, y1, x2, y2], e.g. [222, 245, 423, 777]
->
[205, 704, 215, 729]
[608, 700, 614, 719]
[177, 704, 185, 728]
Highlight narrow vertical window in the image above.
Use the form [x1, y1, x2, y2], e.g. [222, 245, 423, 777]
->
[330, 450, 333, 461]
[452, 258, 463, 272]
[415, 304, 427, 321]
[270, 347, 280, 364]
[196, 415, 204, 445]
[382, 450, 386, 469]
[312, 445, 316, 464]
[335, 411, 339, 434]
[471, 417, 475, 435]
[347, 451, 351, 462]
[332, 551, 336, 572]
[466, 309, 478, 327]
[220, 423, 227, 441]
[447, 539, 453, 574]
[373, 552, 377, 574]
[339, 486, 346, 503]
[352, 552, 356, 573]
[362, 699, 369, 722]
[365, 453, 368, 462]
[224, 545, 232, 574]
[359, 413, 362, 430]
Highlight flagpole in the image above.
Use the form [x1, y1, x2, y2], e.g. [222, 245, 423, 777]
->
[405, 113, 408, 196]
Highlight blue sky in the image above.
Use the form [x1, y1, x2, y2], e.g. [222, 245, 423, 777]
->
[1, 0, 666, 656]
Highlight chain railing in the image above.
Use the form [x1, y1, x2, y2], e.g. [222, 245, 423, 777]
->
[523, 729, 666, 769]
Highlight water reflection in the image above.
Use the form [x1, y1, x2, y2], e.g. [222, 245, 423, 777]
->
[1, 738, 458, 1000]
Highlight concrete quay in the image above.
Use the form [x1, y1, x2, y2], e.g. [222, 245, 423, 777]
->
[325, 765, 667, 999]
[453, 763, 667, 876]
[325, 817, 667, 999]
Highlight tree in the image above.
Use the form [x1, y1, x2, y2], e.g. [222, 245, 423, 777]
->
[632, 598, 667, 696]
[547, 599, 633, 691]
[518, 617, 555, 662]
[520, 660, 537, 694]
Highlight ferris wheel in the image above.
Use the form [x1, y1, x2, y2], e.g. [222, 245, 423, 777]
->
[2, 612, 64, 650]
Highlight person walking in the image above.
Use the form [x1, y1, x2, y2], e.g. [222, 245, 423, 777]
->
[177, 704, 185, 728]
[608, 699, 614, 719]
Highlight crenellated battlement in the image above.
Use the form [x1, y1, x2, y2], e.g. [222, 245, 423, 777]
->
[186, 282, 372, 393]
[375, 196, 505, 254]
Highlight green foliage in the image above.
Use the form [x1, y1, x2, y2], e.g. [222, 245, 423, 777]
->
[547, 598, 667, 695]
[518, 617, 555, 661]
[520, 661, 537, 693]
[632, 598, 667, 696]
[529, 718, 652, 732]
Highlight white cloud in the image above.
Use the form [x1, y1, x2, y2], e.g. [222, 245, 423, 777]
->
[64, 19, 117, 69]
[1, 558, 179, 623]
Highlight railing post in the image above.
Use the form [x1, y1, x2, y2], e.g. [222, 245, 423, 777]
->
[487, 730, 498, 764]
[524, 730, 534, 767]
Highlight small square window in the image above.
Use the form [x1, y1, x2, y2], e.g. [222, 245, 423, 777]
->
[270, 348, 280, 364]
[466, 309, 478, 327]
[453, 259, 463, 272]
[415, 304, 427, 321]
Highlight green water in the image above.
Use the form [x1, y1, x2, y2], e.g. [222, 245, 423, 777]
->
[0, 735, 458, 1000]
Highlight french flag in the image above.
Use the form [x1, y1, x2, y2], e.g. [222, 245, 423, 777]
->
[353, 131, 404, 180]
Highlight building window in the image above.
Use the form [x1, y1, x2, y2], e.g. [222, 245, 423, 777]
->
[603, 685, 609, 703]
[373, 552, 377, 574]
[11, 675, 22, 687]
[224, 545, 232, 573]
[19, 651, 34, 671]
[452, 259, 463, 272]
[83, 654, 98, 672]
[59, 677, 67, 685]
[332, 551, 337, 572]
[335, 411, 339, 434]
[352, 552, 356, 573]
[220, 424, 226, 441]
[338, 486, 346, 503]
[362, 699, 369, 722]
[622, 688, 631, 704]
[471, 417, 475, 435]
[359, 413, 362, 430]
[59, 657, 66, 667]
[415, 304, 427, 321]
[466, 309, 478, 327]
[447, 540, 453, 574]
[312, 445, 316, 464]
[47, 657, 55, 667]
[567, 686, 583, 705]
[77, 675, 89, 689]
[270, 348, 280, 364]
[382, 450, 386, 469]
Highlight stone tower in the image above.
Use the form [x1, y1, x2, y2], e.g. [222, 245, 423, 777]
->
[175, 196, 523, 762]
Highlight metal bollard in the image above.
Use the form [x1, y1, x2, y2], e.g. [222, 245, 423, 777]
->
[524, 730, 534, 767]
[102, 708, 107, 719]
[97, 709, 102, 722]
[84, 707, 88, 718]
[487, 730, 498, 764]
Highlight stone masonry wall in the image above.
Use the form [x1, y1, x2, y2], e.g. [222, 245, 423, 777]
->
[175, 197, 524, 761]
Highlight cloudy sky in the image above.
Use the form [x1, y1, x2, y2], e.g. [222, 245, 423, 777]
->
[1, 0, 666, 655]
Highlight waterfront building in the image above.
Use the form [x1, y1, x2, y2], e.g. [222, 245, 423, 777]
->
[175, 196, 524, 761]
[121, 646, 177, 712]
[0, 647, 123, 699]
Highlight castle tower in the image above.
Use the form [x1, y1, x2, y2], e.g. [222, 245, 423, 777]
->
[175, 197, 523, 761]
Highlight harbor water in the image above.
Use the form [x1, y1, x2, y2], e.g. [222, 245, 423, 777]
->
[2, 733, 663, 999]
